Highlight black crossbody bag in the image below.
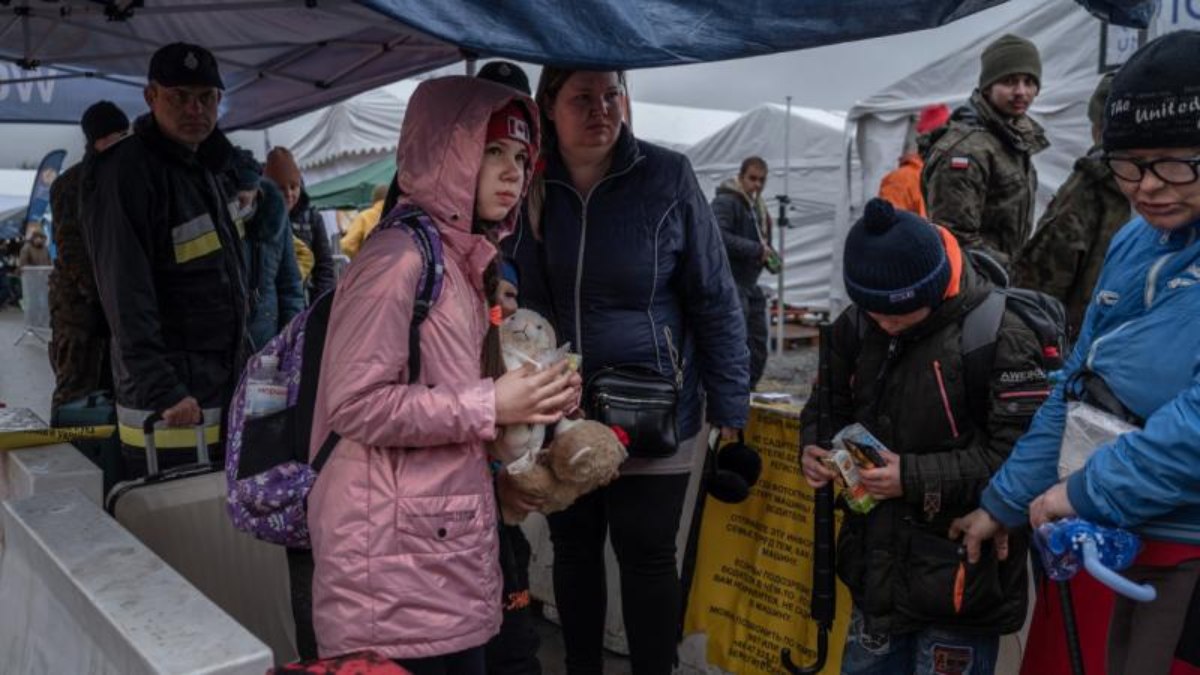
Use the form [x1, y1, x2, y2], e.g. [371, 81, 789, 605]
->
[584, 327, 683, 458]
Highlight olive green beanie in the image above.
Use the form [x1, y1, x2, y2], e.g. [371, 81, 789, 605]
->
[979, 34, 1042, 90]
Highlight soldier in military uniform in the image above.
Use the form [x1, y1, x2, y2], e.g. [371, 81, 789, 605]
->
[1012, 74, 1129, 338]
[47, 101, 129, 413]
[923, 34, 1050, 268]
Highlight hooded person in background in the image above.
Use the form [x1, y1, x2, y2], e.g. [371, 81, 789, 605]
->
[923, 34, 1050, 268]
[878, 103, 950, 217]
[1011, 73, 1129, 338]
[264, 146, 335, 301]
[226, 148, 305, 351]
[713, 155, 775, 391]
[339, 183, 389, 260]
[18, 228, 51, 270]
[48, 100, 129, 413]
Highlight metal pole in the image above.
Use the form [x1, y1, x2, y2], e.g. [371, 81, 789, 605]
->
[775, 96, 792, 355]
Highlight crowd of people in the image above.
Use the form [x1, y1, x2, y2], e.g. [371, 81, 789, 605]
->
[19, 23, 1200, 675]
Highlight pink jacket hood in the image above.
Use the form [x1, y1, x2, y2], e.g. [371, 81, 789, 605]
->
[307, 76, 538, 660]
[396, 76, 539, 292]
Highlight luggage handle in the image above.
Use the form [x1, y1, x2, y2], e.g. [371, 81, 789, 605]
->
[141, 410, 211, 476]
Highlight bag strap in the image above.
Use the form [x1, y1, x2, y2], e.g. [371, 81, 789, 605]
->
[960, 290, 1006, 427]
[310, 206, 441, 474]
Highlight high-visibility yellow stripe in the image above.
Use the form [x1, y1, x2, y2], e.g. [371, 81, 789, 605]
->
[173, 230, 222, 264]
[118, 424, 221, 449]
[0, 426, 117, 451]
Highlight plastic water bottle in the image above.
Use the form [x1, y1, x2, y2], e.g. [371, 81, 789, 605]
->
[245, 355, 288, 418]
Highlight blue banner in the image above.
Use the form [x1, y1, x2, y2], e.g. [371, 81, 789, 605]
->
[0, 64, 146, 125]
[22, 149, 66, 238]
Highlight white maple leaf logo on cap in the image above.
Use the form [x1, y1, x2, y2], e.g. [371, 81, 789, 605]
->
[184, 52, 199, 70]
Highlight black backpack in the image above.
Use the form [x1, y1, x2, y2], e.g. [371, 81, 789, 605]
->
[844, 249, 1067, 425]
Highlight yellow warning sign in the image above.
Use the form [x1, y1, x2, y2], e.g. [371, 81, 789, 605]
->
[684, 403, 852, 673]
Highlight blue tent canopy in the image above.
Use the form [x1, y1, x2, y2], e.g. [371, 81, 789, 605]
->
[0, 0, 1157, 130]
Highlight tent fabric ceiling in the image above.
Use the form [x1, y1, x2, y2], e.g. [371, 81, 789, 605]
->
[0, 0, 1155, 131]
[0, 0, 461, 130]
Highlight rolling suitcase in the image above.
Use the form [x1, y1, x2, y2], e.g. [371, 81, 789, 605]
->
[106, 411, 298, 665]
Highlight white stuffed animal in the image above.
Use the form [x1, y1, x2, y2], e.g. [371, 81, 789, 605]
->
[491, 308, 560, 464]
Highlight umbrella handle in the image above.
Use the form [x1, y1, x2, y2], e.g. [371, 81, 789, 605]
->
[1081, 539, 1156, 602]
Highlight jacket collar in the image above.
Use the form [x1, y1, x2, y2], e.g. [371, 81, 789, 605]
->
[544, 122, 643, 189]
[966, 91, 1049, 156]
[134, 113, 234, 174]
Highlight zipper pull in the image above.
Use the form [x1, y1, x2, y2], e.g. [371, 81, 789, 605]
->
[663, 326, 684, 388]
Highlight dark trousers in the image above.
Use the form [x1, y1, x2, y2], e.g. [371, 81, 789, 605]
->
[286, 547, 318, 661]
[394, 645, 486, 675]
[486, 523, 541, 674]
[547, 472, 690, 675]
[739, 285, 768, 390]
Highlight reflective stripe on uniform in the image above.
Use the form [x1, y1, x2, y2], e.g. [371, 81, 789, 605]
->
[116, 404, 222, 449]
[172, 212, 222, 263]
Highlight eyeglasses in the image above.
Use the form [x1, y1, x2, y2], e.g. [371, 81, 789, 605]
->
[158, 86, 220, 110]
[1104, 156, 1200, 185]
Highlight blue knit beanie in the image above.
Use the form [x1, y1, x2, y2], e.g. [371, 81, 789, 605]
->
[499, 257, 519, 289]
[843, 198, 949, 315]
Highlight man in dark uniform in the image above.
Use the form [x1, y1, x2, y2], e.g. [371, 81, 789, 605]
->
[48, 101, 129, 414]
[84, 43, 248, 473]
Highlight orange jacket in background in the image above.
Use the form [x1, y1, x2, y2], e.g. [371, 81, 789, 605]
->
[878, 153, 926, 218]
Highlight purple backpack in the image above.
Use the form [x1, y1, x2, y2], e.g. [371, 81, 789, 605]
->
[225, 204, 444, 547]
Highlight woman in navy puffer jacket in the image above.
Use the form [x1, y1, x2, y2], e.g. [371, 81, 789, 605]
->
[510, 67, 750, 675]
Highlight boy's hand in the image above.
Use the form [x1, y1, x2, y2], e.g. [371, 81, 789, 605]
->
[858, 448, 902, 499]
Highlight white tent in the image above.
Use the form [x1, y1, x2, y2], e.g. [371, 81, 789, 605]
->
[831, 0, 1139, 313]
[687, 103, 851, 310]
[630, 101, 739, 151]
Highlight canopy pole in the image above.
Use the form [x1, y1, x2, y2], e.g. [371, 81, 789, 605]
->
[775, 95, 792, 356]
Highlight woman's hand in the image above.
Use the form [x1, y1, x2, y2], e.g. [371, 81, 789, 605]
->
[859, 448, 902, 500]
[496, 467, 546, 519]
[1029, 482, 1077, 529]
[495, 360, 576, 426]
[949, 508, 1009, 564]
[801, 445, 837, 489]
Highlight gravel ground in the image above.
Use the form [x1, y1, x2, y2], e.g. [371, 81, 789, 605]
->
[756, 343, 819, 401]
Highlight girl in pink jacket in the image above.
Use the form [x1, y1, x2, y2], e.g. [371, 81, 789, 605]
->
[306, 77, 576, 672]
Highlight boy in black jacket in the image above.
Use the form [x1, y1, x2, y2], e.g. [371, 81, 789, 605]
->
[800, 199, 1047, 675]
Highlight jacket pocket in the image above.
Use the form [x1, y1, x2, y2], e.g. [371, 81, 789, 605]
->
[395, 493, 489, 555]
[901, 528, 1003, 622]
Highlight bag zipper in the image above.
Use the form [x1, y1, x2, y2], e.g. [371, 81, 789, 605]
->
[933, 359, 960, 439]
[594, 392, 677, 406]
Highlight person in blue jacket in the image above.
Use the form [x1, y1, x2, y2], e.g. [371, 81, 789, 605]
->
[510, 67, 750, 674]
[952, 31, 1200, 674]
[227, 148, 305, 352]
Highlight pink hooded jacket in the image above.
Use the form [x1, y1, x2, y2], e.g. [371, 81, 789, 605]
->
[306, 77, 538, 660]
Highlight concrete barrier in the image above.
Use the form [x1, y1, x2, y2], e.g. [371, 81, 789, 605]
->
[0, 489, 272, 674]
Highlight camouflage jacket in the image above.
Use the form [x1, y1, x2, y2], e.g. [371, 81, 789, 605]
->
[922, 91, 1049, 267]
[1011, 150, 1130, 337]
[49, 163, 96, 293]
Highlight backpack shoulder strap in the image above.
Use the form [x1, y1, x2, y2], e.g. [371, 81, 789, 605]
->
[961, 290, 1006, 426]
[310, 206, 444, 474]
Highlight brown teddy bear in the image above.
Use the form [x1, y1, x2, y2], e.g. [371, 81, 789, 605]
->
[502, 417, 629, 523]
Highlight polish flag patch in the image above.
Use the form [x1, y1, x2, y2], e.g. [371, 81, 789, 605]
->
[950, 156, 971, 170]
